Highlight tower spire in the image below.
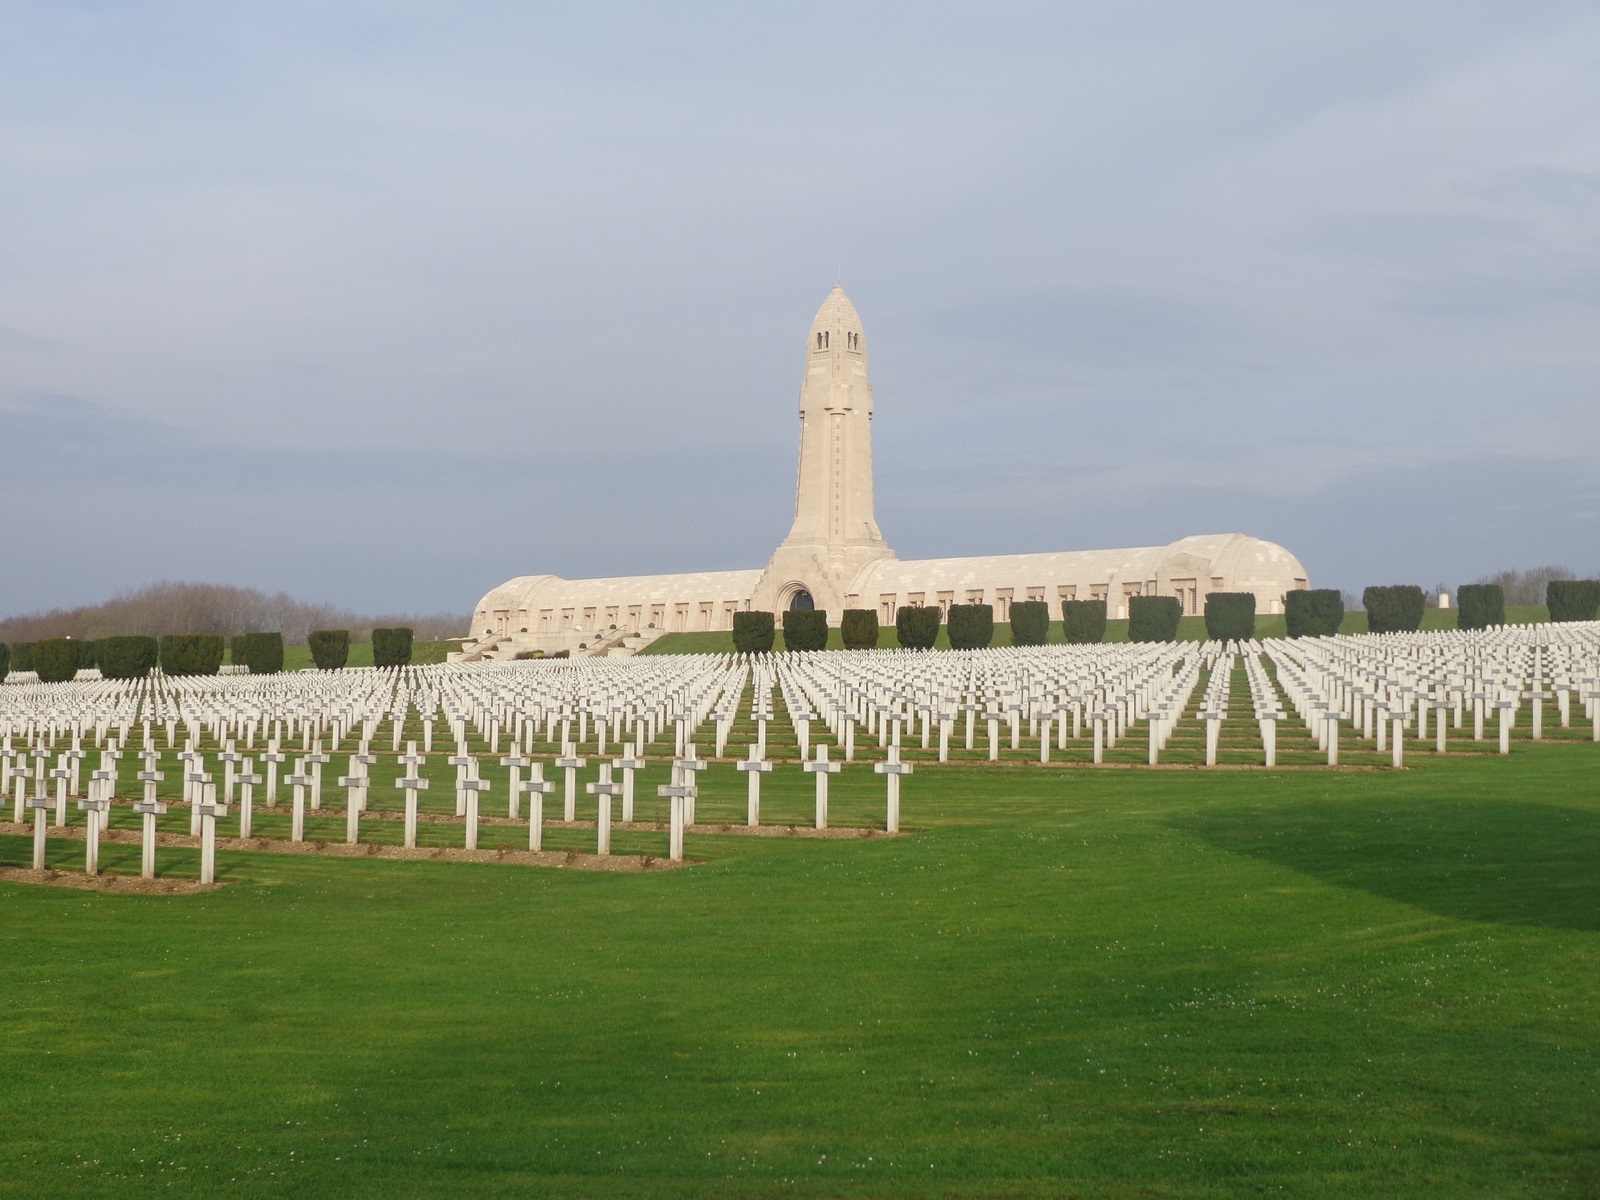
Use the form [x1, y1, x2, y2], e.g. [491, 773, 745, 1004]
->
[754, 286, 894, 616]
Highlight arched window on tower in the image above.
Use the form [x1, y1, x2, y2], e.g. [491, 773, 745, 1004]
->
[817, 332, 824, 350]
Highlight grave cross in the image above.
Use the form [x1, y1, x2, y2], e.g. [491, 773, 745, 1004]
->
[284, 761, 313, 842]
[397, 756, 430, 850]
[133, 796, 168, 878]
[873, 744, 912, 833]
[260, 741, 286, 806]
[612, 752, 645, 823]
[236, 761, 260, 839]
[27, 790, 53, 870]
[554, 744, 588, 822]
[460, 767, 492, 851]
[802, 743, 841, 830]
[194, 785, 229, 885]
[338, 770, 367, 844]
[521, 764, 556, 852]
[50, 761, 71, 827]
[736, 744, 772, 827]
[78, 793, 111, 876]
[499, 750, 529, 819]
[585, 764, 621, 856]
[656, 767, 696, 862]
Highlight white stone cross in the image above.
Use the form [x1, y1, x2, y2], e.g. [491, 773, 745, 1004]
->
[499, 750, 529, 818]
[236, 761, 260, 839]
[586, 764, 621, 856]
[338, 770, 367, 844]
[194, 784, 229, 885]
[656, 770, 695, 862]
[677, 744, 707, 825]
[305, 746, 330, 810]
[554, 744, 588, 822]
[460, 768, 492, 850]
[612, 753, 645, 823]
[397, 756, 430, 850]
[28, 791, 53, 870]
[736, 743, 772, 827]
[873, 744, 912, 833]
[522, 763, 556, 851]
[284, 762, 313, 842]
[803, 743, 841, 830]
[260, 740, 286, 806]
[50, 761, 71, 827]
[133, 796, 168, 878]
[77, 793, 110, 876]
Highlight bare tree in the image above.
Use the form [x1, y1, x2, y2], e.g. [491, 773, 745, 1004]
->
[0, 582, 467, 645]
[1472, 565, 1576, 607]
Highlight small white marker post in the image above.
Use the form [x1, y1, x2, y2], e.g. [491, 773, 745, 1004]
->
[522, 764, 556, 851]
[236, 761, 260, 839]
[285, 762, 313, 842]
[305, 746, 330, 810]
[133, 796, 168, 878]
[51, 763, 70, 827]
[736, 744, 771, 827]
[803, 744, 841, 830]
[1201, 711, 1222, 767]
[873, 744, 912, 833]
[613, 752, 645, 822]
[586, 764, 620, 856]
[554, 744, 588, 822]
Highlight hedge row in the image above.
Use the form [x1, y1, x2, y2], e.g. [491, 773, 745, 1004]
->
[99, 636, 160, 680]
[1363, 585, 1426, 634]
[840, 609, 878, 650]
[161, 634, 225, 676]
[1128, 595, 1182, 643]
[1285, 589, 1343, 638]
[372, 627, 414, 668]
[232, 632, 285, 674]
[1203, 592, 1256, 641]
[1456, 584, 1505, 631]
[896, 606, 940, 650]
[1547, 579, 1600, 623]
[309, 629, 351, 670]
[781, 610, 828, 652]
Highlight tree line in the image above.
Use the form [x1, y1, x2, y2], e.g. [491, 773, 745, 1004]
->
[0, 581, 464, 646]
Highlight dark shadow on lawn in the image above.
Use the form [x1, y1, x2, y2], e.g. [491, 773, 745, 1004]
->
[1174, 798, 1600, 931]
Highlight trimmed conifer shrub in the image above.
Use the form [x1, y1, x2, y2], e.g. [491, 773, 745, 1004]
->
[75, 640, 99, 669]
[781, 610, 828, 652]
[1363, 585, 1425, 633]
[11, 643, 34, 672]
[1285, 589, 1342, 638]
[309, 629, 351, 670]
[160, 634, 225, 676]
[1204, 592, 1256, 641]
[1128, 595, 1182, 642]
[98, 635, 159, 680]
[34, 637, 80, 683]
[0, 642, 9, 679]
[1547, 579, 1600, 623]
[372, 627, 414, 668]
[1061, 599, 1107, 644]
[231, 632, 284, 674]
[1456, 584, 1505, 631]
[840, 609, 879, 650]
[896, 605, 940, 650]
[732, 611, 775, 654]
[947, 604, 994, 650]
[1009, 600, 1050, 646]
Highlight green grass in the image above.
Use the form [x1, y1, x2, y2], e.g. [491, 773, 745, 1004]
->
[641, 607, 1556, 654]
[4, 731, 1600, 1196]
[229, 639, 463, 671]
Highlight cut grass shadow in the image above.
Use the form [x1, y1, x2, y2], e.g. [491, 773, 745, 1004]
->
[1174, 796, 1600, 931]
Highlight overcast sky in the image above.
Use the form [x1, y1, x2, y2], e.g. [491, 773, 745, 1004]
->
[2, 1, 1597, 617]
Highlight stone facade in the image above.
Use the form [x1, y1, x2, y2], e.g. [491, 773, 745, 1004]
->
[458, 287, 1309, 659]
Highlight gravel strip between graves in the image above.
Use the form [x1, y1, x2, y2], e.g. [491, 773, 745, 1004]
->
[0, 866, 221, 894]
[0, 822, 686, 872]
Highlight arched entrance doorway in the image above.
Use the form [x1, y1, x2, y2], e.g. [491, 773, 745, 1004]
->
[789, 589, 815, 611]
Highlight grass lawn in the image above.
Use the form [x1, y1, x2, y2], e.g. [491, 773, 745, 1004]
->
[641, 606, 1553, 655]
[3, 730, 1599, 1196]
[231, 639, 463, 671]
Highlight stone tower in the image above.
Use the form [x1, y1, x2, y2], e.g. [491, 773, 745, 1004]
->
[751, 286, 896, 617]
